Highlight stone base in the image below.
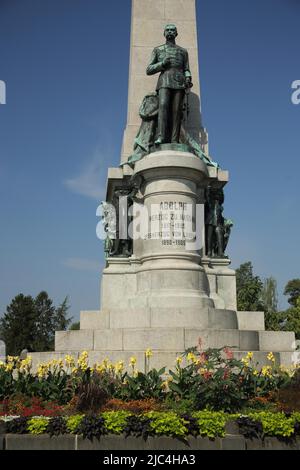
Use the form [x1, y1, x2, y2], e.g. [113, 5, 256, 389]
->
[29, 308, 297, 372]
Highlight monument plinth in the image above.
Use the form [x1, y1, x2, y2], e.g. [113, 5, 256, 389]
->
[29, 0, 296, 371]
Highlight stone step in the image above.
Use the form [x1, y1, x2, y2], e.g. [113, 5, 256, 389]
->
[80, 310, 109, 330]
[80, 308, 238, 330]
[236, 311, 265, 331]
[55, 328, 295, 353]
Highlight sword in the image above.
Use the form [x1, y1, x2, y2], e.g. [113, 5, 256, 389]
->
[185, 80, 192, 125]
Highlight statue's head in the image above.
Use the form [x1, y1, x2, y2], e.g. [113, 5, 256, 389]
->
[225, 219, 234, 228]
[164, 24, 178, 40]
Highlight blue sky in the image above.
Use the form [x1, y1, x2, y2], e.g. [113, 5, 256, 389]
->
[0, 0, 299, 322]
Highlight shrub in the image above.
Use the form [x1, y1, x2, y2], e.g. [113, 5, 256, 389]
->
[180, 415, 200, 437]
[102, 398, 161, 413]
[276, 369, 300, 412]
[237, 416, 264, 440]
[248, 411, 295, 438]
[162, 398, 196, 415]
[66, 414, 84, 434]
[76, 371, 109, 413]
[77, 415, 106, 441]
[145, 411, 188, 438]
[123, 415, 152, 440]
[47, 416, 68, 437]
[0, 395, 64, 417]
[293, 413, 300, 436]
[27, 417, 49, 435]
[6, 417, 28, 434]
[168, 347, 293, 413]
[192, 410, 227, 438]
[102, 411, 132, 435]
[117, 369, 166, 401]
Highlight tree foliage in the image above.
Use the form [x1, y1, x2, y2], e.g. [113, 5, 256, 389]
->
[0, 292, 71, 355]
[262, 277, 279, 331]
[236, 262, 264, 312]
[235, 266, 300, 339]
[284, 279, 300, 307]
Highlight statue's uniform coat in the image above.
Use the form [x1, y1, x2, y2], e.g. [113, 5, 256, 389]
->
[146, 44, 191, 90]
[146, 43, 192, 143]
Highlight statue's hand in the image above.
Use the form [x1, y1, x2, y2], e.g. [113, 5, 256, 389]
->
[162, 57, 172, 69]
[185, 77, 193, 89]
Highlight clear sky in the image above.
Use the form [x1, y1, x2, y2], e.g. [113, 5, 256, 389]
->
[0, 0, 299, 322]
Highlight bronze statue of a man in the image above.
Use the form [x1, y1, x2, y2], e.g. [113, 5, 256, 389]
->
[146, 24, 192, 145]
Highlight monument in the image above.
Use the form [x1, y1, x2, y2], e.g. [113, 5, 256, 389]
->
[30, 0, 296, 371]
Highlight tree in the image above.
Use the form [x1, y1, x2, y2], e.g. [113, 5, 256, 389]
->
[34, 291, 57, 351]
[69, 322, 80, 331]
[262, 277, 279, 330]
[33, 292, 71, 351]
[54, 297, 72, 332]
[277, 299, 300, 340]
[236, 262, 264, 311]
[284, 279, 300, 307]
[0, 294, 37, 355]
[0, 292, 72, 355]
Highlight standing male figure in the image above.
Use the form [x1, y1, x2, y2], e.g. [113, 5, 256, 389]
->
[146, 24, 192, 145]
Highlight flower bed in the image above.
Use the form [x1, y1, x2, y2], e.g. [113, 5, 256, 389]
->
[1, 346, 300, 421]
[1, 410, 300, 441]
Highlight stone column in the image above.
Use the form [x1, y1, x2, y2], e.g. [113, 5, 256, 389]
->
[128, 149, 214, 310]
[122, 0, 205, 163]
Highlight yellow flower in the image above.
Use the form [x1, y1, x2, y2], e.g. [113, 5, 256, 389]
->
[187, 352, 197, 364]
[96, 364, 105, 374]
[253, 369, 259, 376]
[261, 365, 272, 377]
[161, 380, 169, 391]
[242, 357, 250, 368]
[65, 355, 75, 368]
[0, 361, 5, 369]
[176, 356, 183, 366]
[267, 352, 275, 363]
[19, 357, 32, 373]
[80, 351, 89, 360]
[246, 352, 254, 361]
[145, 349, 153, 359]
[78, 351, 89, 371]
[102, 358, 110, 370]
[115, 361, 124, 374]
[37, 364, 48, 379]
[7, 356, 19, 363]
[5, 363, 14, 372]
[130, 356, 137, 367]
[279, 365, 294, 377]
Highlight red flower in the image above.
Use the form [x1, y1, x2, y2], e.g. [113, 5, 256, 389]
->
[203, 371, 212, 380]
